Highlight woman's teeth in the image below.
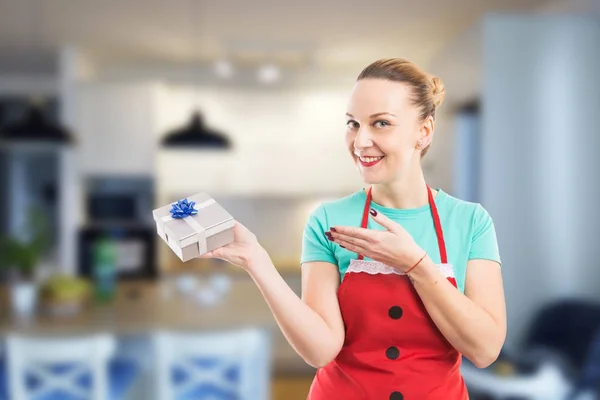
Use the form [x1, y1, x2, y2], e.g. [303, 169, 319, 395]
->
[359, 156, 383, 162]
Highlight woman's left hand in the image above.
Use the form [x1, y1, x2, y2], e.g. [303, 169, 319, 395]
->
[326, 208, 426, 273]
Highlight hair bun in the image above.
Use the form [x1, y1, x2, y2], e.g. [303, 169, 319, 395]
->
[430, 76, 445, 108]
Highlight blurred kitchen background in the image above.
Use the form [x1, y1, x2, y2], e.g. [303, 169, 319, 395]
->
[0, 0, 599, 399]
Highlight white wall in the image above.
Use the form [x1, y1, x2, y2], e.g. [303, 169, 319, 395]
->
[481, 14, 600, 347]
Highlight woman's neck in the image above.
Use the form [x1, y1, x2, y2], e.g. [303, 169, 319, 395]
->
[369, 170, 434, 209]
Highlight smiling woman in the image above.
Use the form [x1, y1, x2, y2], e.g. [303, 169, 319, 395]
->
[345, 58, 445, 190]
[200, 58, 506, 400]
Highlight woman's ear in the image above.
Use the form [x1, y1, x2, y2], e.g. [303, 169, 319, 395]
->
[417, 116, 435, 149]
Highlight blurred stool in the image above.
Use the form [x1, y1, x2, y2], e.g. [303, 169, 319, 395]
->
[5, 333, 139, 400]
[151, 327, 272, 400]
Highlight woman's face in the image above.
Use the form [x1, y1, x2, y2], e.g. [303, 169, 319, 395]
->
[345, 78, 429, 185]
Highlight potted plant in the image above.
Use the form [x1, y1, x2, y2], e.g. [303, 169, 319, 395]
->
[0, 206, 51, 318]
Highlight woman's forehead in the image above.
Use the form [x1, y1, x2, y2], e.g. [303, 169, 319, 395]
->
[346, 79, 413, 117]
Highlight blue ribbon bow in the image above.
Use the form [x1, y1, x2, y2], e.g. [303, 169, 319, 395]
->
[169, 198, 198, 219]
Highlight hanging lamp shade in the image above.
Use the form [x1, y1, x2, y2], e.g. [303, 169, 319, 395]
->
[161, 110, 231, 149]
[1, 100, 73, 144]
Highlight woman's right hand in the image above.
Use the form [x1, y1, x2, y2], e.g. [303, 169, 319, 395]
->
[199, 221, 266, 271]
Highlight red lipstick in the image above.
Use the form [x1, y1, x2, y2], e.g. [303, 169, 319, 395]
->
[357, 156, 384, 167]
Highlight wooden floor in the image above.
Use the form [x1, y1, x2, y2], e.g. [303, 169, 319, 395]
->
[272, 376, 313, 400]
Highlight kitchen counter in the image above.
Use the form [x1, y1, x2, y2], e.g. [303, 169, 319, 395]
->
[0, 275, 316, 377]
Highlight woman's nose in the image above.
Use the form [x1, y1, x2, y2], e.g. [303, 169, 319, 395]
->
[354, 128, 373, 149]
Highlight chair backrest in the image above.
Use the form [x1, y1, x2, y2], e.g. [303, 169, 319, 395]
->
[568, 327, 600, 399]
[525, 299, 600, 372]
[151, 328, 271, 400]
[6, 333, 116, 400]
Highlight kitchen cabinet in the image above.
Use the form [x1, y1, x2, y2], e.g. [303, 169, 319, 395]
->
[75, 82, 160, 175]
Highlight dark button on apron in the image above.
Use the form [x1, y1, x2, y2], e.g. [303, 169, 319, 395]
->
[390, 391, 404, 400]
[388, 306, 403, 319]
[386, 346, 400, 360]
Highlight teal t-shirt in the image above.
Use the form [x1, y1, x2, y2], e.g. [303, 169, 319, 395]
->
[300, 188, 501, 294]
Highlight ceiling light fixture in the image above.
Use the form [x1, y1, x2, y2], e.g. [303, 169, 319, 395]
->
[214, 60, 234, 79]
[257, 64, 281, 84]
[161, 0, 232, 150]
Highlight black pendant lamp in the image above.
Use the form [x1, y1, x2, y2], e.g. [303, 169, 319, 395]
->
[1, 99, 73, 144]
[161, 0, 232, 150]
[0, 2, 73, 145]
[161, 110, 231, 149]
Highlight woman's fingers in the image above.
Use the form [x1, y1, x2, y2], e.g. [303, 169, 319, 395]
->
[326, 229, 370, 252]
[331, 236, 369, 257]
[199, 250, 216, 258]
[368, 208, 402, 233]
[199, 246, 228, 261]
[328, 226, 377, 242]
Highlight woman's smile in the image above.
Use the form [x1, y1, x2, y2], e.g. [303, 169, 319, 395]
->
[356, 154, 385, 167]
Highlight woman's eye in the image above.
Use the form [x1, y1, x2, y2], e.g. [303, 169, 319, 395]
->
[347, 120, 359, 129]
[374, 120, 390, 128]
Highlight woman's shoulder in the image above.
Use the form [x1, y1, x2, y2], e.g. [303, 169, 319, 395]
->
[438, 190, 495, 226]
[301, 190, 365, 258]
[306, 190, 366, 224]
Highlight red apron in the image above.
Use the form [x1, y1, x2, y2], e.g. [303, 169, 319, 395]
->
[308, 186, 469, 400]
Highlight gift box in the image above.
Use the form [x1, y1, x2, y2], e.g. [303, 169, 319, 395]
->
[152, 193, 235, 262]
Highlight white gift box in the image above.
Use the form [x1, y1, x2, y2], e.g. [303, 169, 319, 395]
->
[152, 193, 235, 262]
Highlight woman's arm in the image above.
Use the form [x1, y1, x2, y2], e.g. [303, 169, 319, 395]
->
[247, 248, 346, 368]
[200, 220, 345, 369]
[408, 257, 506, 368]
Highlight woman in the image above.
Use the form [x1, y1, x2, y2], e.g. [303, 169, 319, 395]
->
[201, 58, 506, 399]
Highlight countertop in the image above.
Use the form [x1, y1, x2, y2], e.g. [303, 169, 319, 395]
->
[0, 274, 316, 376]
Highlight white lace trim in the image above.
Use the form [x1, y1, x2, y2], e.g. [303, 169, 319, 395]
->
[347, 259, 454, 278]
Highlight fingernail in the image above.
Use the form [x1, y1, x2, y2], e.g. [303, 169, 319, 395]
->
[370, 209, 377, 216]
[325, 232, 333, 240]
[330, 227, 337, 232]
[340, 245, 345, 248]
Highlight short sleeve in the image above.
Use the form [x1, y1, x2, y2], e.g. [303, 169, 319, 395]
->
[300, 204, 337, 265]
[469, 204, 501, 266]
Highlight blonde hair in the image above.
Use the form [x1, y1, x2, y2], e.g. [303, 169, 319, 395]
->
[357, 58, 445, 156]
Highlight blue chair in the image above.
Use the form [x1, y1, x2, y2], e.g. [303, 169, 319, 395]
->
[151, 328, 272, 400]
[4, 333, 139, 400]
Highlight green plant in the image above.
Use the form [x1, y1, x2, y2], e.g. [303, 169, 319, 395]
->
[0, 206, 51, 281]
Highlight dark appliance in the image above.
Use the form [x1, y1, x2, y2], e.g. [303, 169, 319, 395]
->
[77, 176, 157, 280]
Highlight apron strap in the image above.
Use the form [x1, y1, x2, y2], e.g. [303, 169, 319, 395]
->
[427, 185, 447, 264]
[357, 187, 373, 260]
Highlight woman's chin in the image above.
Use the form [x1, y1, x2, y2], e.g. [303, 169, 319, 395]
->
[359, 171, 385, 185]
[355, 160, 388, 184]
